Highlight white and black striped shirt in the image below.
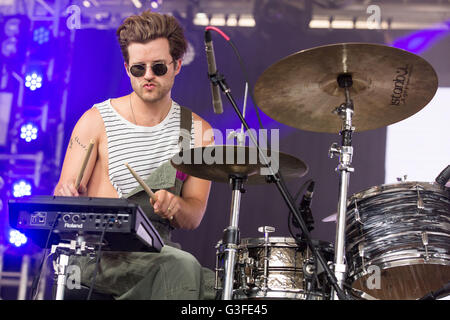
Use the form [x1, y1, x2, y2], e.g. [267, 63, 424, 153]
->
[94, 99, 194, 197]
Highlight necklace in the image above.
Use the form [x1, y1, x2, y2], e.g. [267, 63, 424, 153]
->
[129, 93, 172, 126]
[129, 94, 138, 125]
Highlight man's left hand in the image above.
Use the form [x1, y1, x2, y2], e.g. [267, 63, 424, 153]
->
[150, 189, 179, 221]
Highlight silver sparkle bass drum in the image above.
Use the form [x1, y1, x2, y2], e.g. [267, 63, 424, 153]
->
[346, 181, 450, 300]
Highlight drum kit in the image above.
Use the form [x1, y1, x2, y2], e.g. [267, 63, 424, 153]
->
[171, 43, 450, 300]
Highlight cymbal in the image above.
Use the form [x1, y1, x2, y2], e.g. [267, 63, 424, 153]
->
[254, 43, 438, 133]
[170, 145, 308, 184]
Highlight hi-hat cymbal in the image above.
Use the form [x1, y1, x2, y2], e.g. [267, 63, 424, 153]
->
[254, 43, 438, 133]
[170, 145, 308, 184]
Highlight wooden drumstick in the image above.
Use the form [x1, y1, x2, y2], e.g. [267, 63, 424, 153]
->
[75, 139, 94, 190]
[124, 163, 158, 202]
[124, 163, 174, 221]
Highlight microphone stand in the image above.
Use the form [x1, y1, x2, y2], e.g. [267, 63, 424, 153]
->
[209, 71, 349, 300]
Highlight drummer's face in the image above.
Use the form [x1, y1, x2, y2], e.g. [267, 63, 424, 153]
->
[125, 38, 182, 104]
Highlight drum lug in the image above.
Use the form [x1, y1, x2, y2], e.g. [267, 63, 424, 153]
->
[416, 186, 425, 210]
[355, 208, 361, 224]
[237, 262, 249, 291]
[421, 231, 430, 261]
[358, 242, 366, 272]
[243, 255, 255, 287]
[258, 226, 275, 292]
[258, 226, 275, 239]
[354, 200, 363, 225]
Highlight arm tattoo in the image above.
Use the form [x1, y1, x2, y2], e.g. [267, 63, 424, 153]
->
[69, 136, 87, 150]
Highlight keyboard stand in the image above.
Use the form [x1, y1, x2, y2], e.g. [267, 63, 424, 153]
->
[51, 236, 97, 300]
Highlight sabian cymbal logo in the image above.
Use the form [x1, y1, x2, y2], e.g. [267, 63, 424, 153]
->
[391, 65, 412, 106]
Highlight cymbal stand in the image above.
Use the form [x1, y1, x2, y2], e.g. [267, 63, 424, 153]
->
[328, 74, 355, 300]
[227, 82, 249, 147]
[221, 174, 246, 300]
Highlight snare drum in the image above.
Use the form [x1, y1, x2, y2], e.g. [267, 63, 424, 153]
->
[346, 181, 450, 300]
[216, 237, 333, 300]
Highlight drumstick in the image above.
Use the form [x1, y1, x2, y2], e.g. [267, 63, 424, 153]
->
[75, 139, 94, 190]
[124, 163, 174, 221]
[124, 163, 158, 202]
[125, 163, 174, 221]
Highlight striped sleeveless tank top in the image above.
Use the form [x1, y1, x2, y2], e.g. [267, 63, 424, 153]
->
[94, 99, 194, 197]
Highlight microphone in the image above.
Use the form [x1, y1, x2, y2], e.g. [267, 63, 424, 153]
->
[302, 181, 315, 232]
[204, 30, 223, 114]
[300, 181, 315, 211]
[295, 181, 315, 232]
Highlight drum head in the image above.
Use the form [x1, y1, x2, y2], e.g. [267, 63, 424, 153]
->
[240, 237, 332, 249]
[348, 181, 447, 202]
[240, 237, 298, 248]
[352, 264, 450, 300]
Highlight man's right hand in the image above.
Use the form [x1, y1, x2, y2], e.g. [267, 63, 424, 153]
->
[54, 181, 87, 197]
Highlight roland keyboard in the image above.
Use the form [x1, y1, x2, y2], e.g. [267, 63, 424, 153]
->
[8, 196, 164, 252]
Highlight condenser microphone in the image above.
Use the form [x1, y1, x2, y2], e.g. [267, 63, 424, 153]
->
[292, 181, 316, 232]
[299, 181, 315, 232]
[300, 181, 315, 210]
[204, 30, 223, 114]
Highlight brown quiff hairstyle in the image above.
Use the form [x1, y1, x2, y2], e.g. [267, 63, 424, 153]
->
[116, 10, 187, 64]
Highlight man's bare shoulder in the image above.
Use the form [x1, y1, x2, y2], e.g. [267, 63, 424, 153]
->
[78, 106, 102, 125]
[192, 112, 214, 147]
[192, 112, 212, 130]
[72, 105, 106, 141]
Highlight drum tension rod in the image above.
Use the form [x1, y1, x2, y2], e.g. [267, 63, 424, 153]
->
[258, 226, 275, 292]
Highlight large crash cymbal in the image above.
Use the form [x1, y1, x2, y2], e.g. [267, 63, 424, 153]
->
[254, 43, 438, 133]
[170, 145, 308, 184]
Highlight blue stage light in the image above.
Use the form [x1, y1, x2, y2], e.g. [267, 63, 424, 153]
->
[151, 1, 159, 9]
[25, 72, 43, 91]
[32, 26, 50, 45]
[1, 16, 29, 61]
[1, 37, 17, 58]
[13, 180, 32, 197]
[20, 123, 38, 142]
[9, 229, 28, 247]
[391, 20, 450, 55]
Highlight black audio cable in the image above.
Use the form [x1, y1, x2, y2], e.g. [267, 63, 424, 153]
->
[86, 218, 110, 300]
[30, 213, 61, 300]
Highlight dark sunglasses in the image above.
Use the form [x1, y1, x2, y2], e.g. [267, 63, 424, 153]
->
[129, 60, 174, 77]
